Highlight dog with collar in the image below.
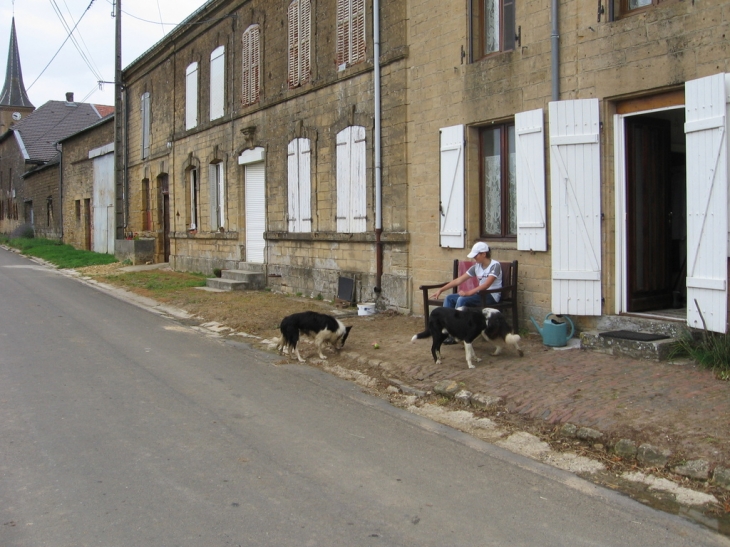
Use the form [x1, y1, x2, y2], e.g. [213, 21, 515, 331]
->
[411, 307, 521, 368]
[276, 311, 352, 362]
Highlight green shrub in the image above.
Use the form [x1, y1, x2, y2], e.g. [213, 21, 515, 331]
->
[671, 330, 730, 381]
[3, 237, 117, 269]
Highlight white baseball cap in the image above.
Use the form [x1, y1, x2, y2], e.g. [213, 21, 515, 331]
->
[467, 241, 490, 258]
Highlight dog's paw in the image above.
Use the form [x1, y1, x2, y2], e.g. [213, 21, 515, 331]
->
[467, 362, 476, 369]
[320, 355, 328, 360]
[410, 334, 417, 343]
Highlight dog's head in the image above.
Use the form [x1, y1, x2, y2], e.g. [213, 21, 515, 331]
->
[336, 325, 353, 349]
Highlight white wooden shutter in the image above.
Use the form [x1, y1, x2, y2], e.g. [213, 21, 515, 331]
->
[336, 126, 366, 233]
[210, 46, 225, 120]
[141, 92, 150, 159]
[439, 124, 465, 248]
[185, 63, 198, 130]
[549, 99, 602, 315]
[245, 162, 266, 263]
[287, 139, 312, 233]
[515, 109, 547, 251]
[300, 0, 311, 84]
[336, 0, 366, 68]
[209, 164, 220, 231]
[351, 0, 366, 64]
[288, 1, 300, 87]
[336, 0, 350, 67]
[242, 26, 260, 106]
[684, 73, 728, 333]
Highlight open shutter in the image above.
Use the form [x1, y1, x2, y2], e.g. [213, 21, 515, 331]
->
[549, 99, 602, 315]
[515, 108, 547, 251]
[439, 125, 465, 248]
[684, 73, 728, 333]
[287, 140, 300, 231]
[336, 128, 351, 232]
[299, 139, 312, 232]
[210, 46, 225, 120]
[209, 164, 220, 231]
[186, 63, 198, 130]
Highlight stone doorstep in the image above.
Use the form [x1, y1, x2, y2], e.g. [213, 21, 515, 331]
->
[580, 330, 678, 361]
[205, 271, 265, 291]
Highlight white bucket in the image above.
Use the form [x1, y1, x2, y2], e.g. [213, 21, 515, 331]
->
[357, 303, 376, 316]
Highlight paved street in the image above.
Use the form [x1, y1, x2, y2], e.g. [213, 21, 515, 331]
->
[0, 248, 728, 546]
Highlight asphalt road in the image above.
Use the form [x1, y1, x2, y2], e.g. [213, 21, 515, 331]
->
[0, 247, 727, 547]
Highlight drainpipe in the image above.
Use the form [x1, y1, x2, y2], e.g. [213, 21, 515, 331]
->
[551, 0, 560, 101]
[55, 142, 63, 240]
[373, 0, 383, 297]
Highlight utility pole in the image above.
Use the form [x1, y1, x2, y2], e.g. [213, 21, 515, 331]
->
[113, 0, 125, 240]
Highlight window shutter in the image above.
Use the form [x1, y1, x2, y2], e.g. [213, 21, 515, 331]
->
[336, 0, 349, 67]
[287, 140, 300, 231]
[300, 0, 311, 84]
[209, 164, 220, 231]
[299, 138, 312, 232]
[210, 46, 225, 120]
[336, 128, 351, 232]
[684, 73, 728, 333]
[251, 26, 260, 104]
[336, 127, 366, 233]
[351, 0, 366, 64]
[242, 26, 260, 106]
[439, 125, 465, 248]
[288, 1, 300, 88]
[515, 108, 547, 251]
[186, 63, 198, 130]
[141, 92, 150, 159]
[549, 99, 602, 315]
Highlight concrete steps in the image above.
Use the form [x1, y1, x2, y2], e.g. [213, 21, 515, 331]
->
[205, 264, 266, 291]
[579, 315, 690, 361]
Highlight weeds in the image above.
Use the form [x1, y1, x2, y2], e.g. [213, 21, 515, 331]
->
[671, 331, 730, 381]
[100, 271, 207, 295]
[2, 237, 118, 269]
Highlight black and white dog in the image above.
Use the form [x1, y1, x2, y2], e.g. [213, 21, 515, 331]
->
[411, 307, 522, 369]
[276, 311, 352, 362]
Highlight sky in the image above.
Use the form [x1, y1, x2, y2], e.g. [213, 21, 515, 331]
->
[0, 0, 206, 108]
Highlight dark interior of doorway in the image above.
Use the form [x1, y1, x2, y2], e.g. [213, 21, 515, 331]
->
[625, 109, 686, 314]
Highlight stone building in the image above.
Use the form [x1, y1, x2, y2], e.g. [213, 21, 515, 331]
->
[121, 0, 409, 308]
[22, 159, 60, 240]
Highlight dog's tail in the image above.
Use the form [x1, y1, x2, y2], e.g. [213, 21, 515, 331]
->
[411, 330, 431, 342]
[506, 333, 521, 345]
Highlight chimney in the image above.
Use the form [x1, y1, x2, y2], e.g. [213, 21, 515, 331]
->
[65, 92, 74, 103]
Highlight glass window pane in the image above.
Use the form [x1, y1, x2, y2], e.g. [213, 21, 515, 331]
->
[484, 0, 499, 54]
[482, 127, 501, 235]
[507, 124, 516, 235]
[629, 0, 651, 9]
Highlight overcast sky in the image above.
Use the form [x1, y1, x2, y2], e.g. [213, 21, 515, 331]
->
[0, 0, 205, 108]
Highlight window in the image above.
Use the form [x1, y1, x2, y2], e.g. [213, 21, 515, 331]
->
[480, 123, 516, 238]
[189, 168, 199, 230]
[336, 0, 366, 69]
[617, 0, 659, 16]
[242, 25, 261, 106]
[288, 0, 311, 88]
[140, 92, 151, 159]
[46, 196, 53, 227]
[142, 178, 152, 230]
[287, 138, 312, 233]
[210, 46, 225, 120]
[471, 0, 515, 60]
[209, 162, 225, 230]
[186, 62, 198, 130]
[75, 200, 81, 222]
[336, 126, 366, 233]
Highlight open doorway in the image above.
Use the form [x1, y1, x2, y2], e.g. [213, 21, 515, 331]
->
[620, 107, 686, 314]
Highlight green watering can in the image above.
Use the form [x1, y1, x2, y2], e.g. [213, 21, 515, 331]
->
[530, 313, 575, 347]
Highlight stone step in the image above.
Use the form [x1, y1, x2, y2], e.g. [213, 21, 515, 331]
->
[206, 270, 266, 291]
[235, 262, 267, 273]
[580, 330, 679, 361]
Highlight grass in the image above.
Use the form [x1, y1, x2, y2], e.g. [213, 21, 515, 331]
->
[98, 270, 207, 296]
[0, 236, 119, 269]
[671, 330, 730, 381]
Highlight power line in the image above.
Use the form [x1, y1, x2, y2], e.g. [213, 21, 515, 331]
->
[49, 0, 104, 82]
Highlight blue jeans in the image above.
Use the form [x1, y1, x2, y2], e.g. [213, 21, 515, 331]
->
[443, 292, 496, 309]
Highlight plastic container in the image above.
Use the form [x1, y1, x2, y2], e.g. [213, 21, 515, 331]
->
[357, 303, 376, 316]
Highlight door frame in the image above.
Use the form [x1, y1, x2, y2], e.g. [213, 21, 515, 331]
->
[613, 105, 684, 314]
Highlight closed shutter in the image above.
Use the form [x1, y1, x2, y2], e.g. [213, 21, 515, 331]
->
[141, 92, 150, 159]
[245, 162, 266, 263]
[209, 164, 220, 231]
[242, 25, 260, 106]
[210, 46, 225, 120]
[288, 1, 300, 87]
[299, 139, 312, 232]
[684, 73, 728, 333]
[549, 99, 602, 315]
[336, 0, 350, 67]
[300, 0, 311, 84]
[351, 0, 366, 64]
[336, 0, 366, 68]
[515, 108, 547, 251]
[439, 125, 465, 248]
[336, 126, 367, 233]
[185, 63, 198, 130]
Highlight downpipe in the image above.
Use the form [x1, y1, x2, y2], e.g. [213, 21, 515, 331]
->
[373, 0, 383, 297]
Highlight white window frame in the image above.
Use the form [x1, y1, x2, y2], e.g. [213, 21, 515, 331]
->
[186, 62, 198, 130]
[210, 46, 225, 121]
[336, 0, 366, 70]
[242, 25, 261, 107]
[288, 0, 311, 88]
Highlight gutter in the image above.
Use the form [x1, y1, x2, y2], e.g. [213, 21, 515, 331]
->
[551, 0, 560, 101]
[373, 0, 383, 296]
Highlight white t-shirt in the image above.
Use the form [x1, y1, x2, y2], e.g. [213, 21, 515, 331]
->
[467, 260, 502, 302]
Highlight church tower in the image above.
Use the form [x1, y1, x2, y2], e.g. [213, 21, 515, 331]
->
[0, 17, 34, 133]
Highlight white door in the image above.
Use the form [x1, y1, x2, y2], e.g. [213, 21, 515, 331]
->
[515, 109, 547, 252]
[92, 153, 114, 254]
[245, 161, 266, 263]
[684, 73, 728, 333]
[439, 125, 465, 248]
[549, 99, 602, 315]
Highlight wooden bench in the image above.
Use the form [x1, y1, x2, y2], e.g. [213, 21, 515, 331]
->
[418, 259, 519, 333]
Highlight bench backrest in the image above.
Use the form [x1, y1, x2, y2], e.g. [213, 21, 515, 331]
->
[452, 259, 514, 298]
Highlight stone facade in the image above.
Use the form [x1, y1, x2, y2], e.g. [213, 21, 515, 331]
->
[0, 130, 27, 234]
[60, 118, 115, 251]
[22, 160, 61, 239]
[122, 0, 409, 309]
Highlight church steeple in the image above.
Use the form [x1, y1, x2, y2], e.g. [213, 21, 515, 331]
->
[0, 17, 33, 109]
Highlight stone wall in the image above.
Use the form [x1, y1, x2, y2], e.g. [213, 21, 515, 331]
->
[23, 162, 61, 240]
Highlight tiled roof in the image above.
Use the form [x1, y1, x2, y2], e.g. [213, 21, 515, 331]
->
[14, 100, 106, 162]
[94, 104, 115, 118]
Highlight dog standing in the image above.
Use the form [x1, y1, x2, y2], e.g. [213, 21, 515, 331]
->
[277, 311, 352, 362]
[411, 307, 522, 368]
